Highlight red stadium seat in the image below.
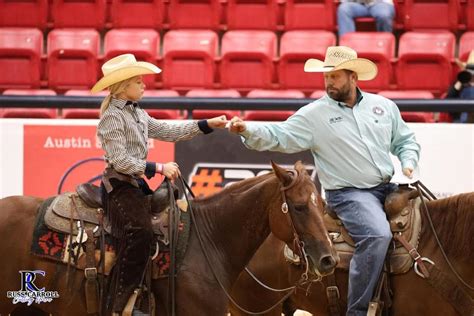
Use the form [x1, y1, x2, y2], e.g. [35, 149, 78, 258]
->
[52, 0, 106, 29]
[66, 89, 108, 96]
[340, 32, 395, 92]
[284, 0, 334, 30]
[162, 30, 218, 90]
[47, 29, 100, 91]
[0, 28, 43, 89]
[378, 90, 436, 123]
[186, 89, 241, 119]
[61, 89, 106, 119]
[104, 29, 160, 89]
[2, 89, 57, 118]
[310, 90, 326, 99]
[403, 0, 460, 32]
[169, 0, 221, 30]
[279, 31, 336, 91]
[0, 0, 48, 29]
[459, 32, 474, 62]
[143, 90, 182, 119]
[220, 31, 277, 90]
[467, 0, 474, 30]
[62, 108, 101, 119]
[243, 89, 305, 121]
[111, 0, 164, 28]
[226, 0, 278, 30]
[396, 32, 455, 95]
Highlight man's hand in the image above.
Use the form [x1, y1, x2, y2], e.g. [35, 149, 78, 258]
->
[402, 167, 413, 178]
[207, 115, 228, 129]
[228, 116, 247, 134]
[163, 162, 180, 180]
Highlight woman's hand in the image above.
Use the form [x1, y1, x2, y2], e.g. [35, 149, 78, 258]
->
[207, 115, 228, 129]
[162, 162, 180, 180]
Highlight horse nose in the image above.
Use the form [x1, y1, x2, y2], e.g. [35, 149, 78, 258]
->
[319, 254, 337, 274]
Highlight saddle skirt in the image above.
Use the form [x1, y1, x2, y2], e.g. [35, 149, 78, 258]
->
[285, 195, 423, 275]
[41, 191, 188, 277]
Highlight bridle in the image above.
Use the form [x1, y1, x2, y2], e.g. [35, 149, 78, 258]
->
[279, 169, 312, 282]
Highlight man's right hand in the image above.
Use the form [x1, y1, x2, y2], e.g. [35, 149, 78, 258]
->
[228, 116, 247, 134]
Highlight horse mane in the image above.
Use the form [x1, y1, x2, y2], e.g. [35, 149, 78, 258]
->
[423, 192, 474, 259]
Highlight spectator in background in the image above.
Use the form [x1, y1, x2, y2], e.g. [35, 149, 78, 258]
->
[337, 0, 395, 37]
[446, 50, 474, 123]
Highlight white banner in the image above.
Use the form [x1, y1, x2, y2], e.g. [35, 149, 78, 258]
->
[0, 119, 473, 198]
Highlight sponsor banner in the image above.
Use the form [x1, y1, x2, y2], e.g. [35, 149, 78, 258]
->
[22, 124, 173, 197]
[1, 120, 473, 198]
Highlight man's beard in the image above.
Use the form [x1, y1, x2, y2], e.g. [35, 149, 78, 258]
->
[326, 82, 351, 103]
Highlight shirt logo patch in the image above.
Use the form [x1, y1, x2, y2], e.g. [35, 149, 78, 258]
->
[372, 106, 384, 116]
[329, 116, 343, 124]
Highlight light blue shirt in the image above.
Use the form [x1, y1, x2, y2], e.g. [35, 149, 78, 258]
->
[240, 90, 420, 190]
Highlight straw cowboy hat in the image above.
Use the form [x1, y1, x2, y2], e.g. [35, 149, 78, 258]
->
[91, 53, 161, 93]
[304, 46, 378, 81]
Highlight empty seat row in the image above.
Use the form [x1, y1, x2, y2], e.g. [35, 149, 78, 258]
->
[1, 28, 473, 95]
[1, 88, 448, 123]
[0, 0, 472, 31]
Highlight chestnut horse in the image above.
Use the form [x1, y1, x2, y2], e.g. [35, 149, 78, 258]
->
[230, 192, 474, 316]
[0, 161, 338, 316]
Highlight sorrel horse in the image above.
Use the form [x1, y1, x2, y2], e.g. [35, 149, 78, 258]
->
[0, 161, 338, 316]
[230, 192, 474, 316]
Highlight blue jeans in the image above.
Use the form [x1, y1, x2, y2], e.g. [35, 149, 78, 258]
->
[325, 183, 397, 316]
[337, 2, 395, 37]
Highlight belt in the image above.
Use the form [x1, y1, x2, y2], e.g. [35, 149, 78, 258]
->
[102, 167, 140, 193]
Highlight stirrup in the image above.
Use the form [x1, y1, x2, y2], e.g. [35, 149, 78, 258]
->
[367, 301, 381, 316]
[122, 288, 141, 316]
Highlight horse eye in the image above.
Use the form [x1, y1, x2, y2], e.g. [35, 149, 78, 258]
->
[293, 204, 307, 212]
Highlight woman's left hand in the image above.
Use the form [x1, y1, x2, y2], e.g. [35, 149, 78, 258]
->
[207, 115, 228, 129]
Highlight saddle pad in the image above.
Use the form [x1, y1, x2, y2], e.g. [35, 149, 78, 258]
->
[32, 198, 116, 275]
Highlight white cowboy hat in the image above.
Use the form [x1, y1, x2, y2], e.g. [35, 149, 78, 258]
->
[304, 46, 378, 81]
[91, 53, 161, 93]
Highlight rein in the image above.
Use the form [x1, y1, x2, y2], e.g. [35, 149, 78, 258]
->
[413, 181, 474, 290]
[176, 171, 313, 315]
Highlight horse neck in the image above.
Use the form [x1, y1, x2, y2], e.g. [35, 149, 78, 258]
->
[191, 175, 281, 285]
[419, 193, 474, 262]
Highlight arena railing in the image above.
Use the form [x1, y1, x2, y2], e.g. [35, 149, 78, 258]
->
[0, 96, 473, 118]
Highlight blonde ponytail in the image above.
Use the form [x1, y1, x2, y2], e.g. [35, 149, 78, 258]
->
[99, 77, 135, 117]
[100, 94, 113, 116]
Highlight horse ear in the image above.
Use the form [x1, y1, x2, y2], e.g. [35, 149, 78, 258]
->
[271, 160, 292, 186]
[294, 160, 306, 174]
